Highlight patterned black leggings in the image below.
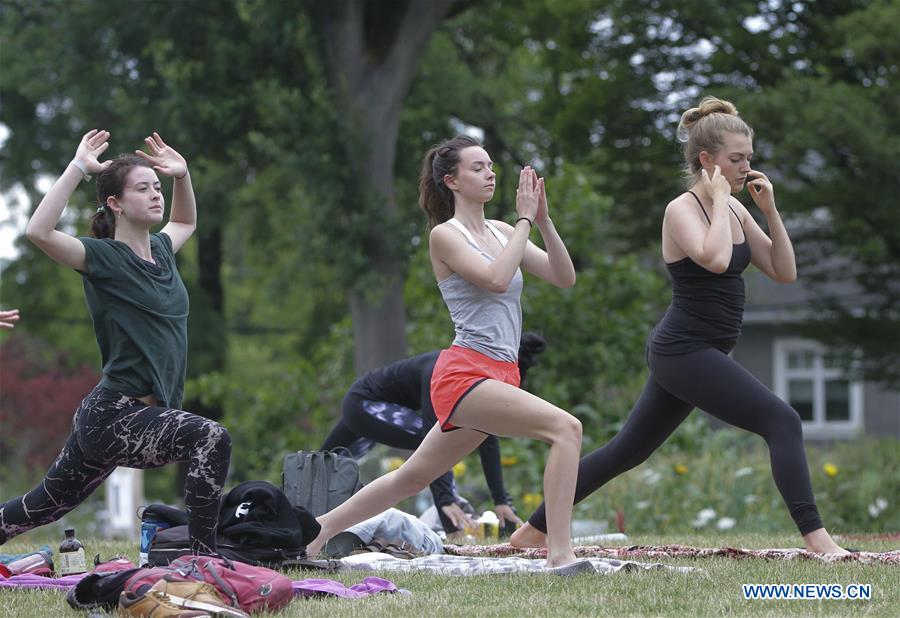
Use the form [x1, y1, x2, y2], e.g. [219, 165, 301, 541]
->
[527, 347, 824, 536]
[0, 386, 231, 553]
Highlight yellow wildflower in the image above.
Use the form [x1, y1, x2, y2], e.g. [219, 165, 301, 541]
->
[384, 456, 405, 472]
[823, 463, 838, 477]
[523, 493, 543, 510]
[674, 464, 688, 475]
[501, 456, 519, 466]
[453, 461, 467, 477]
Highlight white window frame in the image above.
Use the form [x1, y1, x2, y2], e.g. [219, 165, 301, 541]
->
[773, 338, 863, 440]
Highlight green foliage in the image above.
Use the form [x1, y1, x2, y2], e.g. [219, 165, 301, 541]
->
[736, 0, 900, 386]
[572, 434, 898, 535]
[2, 0, 897, 502]
[186, 316, 355, 484]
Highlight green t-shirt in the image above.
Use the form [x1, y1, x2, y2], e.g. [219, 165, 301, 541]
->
[78, 232, 189, 407]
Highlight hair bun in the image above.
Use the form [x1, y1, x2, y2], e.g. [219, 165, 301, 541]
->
[677, 96, 739, 141]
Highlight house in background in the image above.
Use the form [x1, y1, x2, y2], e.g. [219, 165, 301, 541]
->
[732, 268, 900, 441]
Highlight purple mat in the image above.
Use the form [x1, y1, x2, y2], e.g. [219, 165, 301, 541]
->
[0, 572, 403, 598]
[293, 576, 405, 598]
[0, 572, 87, 589]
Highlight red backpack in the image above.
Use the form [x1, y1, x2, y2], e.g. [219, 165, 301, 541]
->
[123, 555, 293, 613]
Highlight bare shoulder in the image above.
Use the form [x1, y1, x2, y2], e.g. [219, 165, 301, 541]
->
[663, 193, 697, 220]
[727, 196, 752, 222]
[430, 221, 462, 250]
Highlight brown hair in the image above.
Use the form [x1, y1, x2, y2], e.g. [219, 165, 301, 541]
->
[418, 135, 482, 229]
[677, 96, 753, 187]
[88, 154, 153, 238]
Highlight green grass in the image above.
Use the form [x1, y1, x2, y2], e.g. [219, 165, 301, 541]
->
[1, 534, 896, 616]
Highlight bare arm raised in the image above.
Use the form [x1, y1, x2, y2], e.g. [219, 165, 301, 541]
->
[25, 130, 112, 270]
[136, 132, 196, 253]
[663, 165, 734, 273]
[493, 176, 576, 288]
[738, 169, 796, 283]
[430, 167, 539, 293]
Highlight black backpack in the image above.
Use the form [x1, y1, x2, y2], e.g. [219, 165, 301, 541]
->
[145, 481, 328, 570]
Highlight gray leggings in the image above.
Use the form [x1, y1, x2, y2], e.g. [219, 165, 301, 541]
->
[0, 386, 231, 553]
[528, 346, 823, 535]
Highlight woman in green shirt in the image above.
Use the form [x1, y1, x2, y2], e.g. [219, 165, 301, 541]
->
[0, 130, 231, 555]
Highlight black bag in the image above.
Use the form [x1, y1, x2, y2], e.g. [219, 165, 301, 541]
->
[146, 481, 326, 570]
[147, 525, 312, 568]
[282, 449, 363, 517]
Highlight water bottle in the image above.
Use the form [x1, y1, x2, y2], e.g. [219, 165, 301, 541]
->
[137, 506, 173, 567]
[58, 528, 87, 576]
[7, 550, 54, 575]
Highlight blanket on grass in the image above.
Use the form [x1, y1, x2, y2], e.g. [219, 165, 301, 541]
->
[0, 572, 402, 598]
[443, 543, 900, 565]
[338, 552, 699, 575]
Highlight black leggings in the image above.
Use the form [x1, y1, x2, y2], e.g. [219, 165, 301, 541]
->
[0, 386, 231, 553]
[321, 393, 423, 456]
[528, 347, 823, 535]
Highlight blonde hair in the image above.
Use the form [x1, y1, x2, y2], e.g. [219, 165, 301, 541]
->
[677, 96, 753, 187]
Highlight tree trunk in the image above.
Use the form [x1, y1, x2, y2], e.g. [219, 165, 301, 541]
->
[320, 0, 456, 374]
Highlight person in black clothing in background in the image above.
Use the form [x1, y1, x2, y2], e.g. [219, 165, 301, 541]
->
[0, 130, 231, 555]
[320, 333, 548, 535]
[511, 97, 848, 555]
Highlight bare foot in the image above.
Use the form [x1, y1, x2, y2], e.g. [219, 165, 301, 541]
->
[803, 527, 851, 555]
[306, 534, 327, 558]
[510, 522, 547, 548]
[545, 550, 577, 568]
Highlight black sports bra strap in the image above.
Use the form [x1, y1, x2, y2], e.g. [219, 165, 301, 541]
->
[687, 190, 712, 225]
[688, 190, 745, 233]
[728, 204, 745, 232]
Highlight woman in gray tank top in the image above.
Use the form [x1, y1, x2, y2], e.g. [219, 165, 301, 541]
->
[307, 136, 587, 571]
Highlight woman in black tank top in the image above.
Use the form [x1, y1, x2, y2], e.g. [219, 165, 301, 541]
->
[512, 96, 848, 555]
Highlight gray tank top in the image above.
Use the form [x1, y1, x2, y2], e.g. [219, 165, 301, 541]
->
[437, 218, 523, 362]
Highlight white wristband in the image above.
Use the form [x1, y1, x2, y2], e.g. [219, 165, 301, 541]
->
[71, 159, 91, 182]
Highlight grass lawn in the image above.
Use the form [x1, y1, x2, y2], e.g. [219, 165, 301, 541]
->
[0, 533, 896, 616]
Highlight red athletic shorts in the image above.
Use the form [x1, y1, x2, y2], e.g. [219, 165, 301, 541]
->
[430, 345, 520, 432]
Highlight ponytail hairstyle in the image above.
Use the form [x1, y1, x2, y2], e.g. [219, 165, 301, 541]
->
[88, 154, 152, 238]
[517, 331, 547, 385]
[677, 96, 753, 187]
[418, 134, 482, 229]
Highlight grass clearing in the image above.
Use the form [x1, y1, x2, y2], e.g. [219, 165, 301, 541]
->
[0, 534, 896, 616]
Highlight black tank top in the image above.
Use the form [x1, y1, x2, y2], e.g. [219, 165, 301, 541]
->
[650, 191, 752, 355]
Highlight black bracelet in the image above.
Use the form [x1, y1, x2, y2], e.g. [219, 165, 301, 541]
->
[175, 171, 188, 179]
[515, 216, 533, 228]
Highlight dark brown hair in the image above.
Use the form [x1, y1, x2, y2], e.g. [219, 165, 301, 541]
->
[88, 154, 153, 238]
[418, 135, 482, 229]
[677, 96, 753, 187]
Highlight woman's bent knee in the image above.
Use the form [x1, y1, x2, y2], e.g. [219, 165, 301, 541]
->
[205, 422, 232, 453]
[554, 414, 582, 447]
[764, 404, 804, 442]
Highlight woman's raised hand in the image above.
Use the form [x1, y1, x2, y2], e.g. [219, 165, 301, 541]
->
[747, 169, 776, 214]
[74, 130, 112, 174]
[0, 309, 20, 329]
[516, 166, 540, 222]
[535, 177, 550, 223]
[135, 132, 187, 179]
[701, 165, 731, 205]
